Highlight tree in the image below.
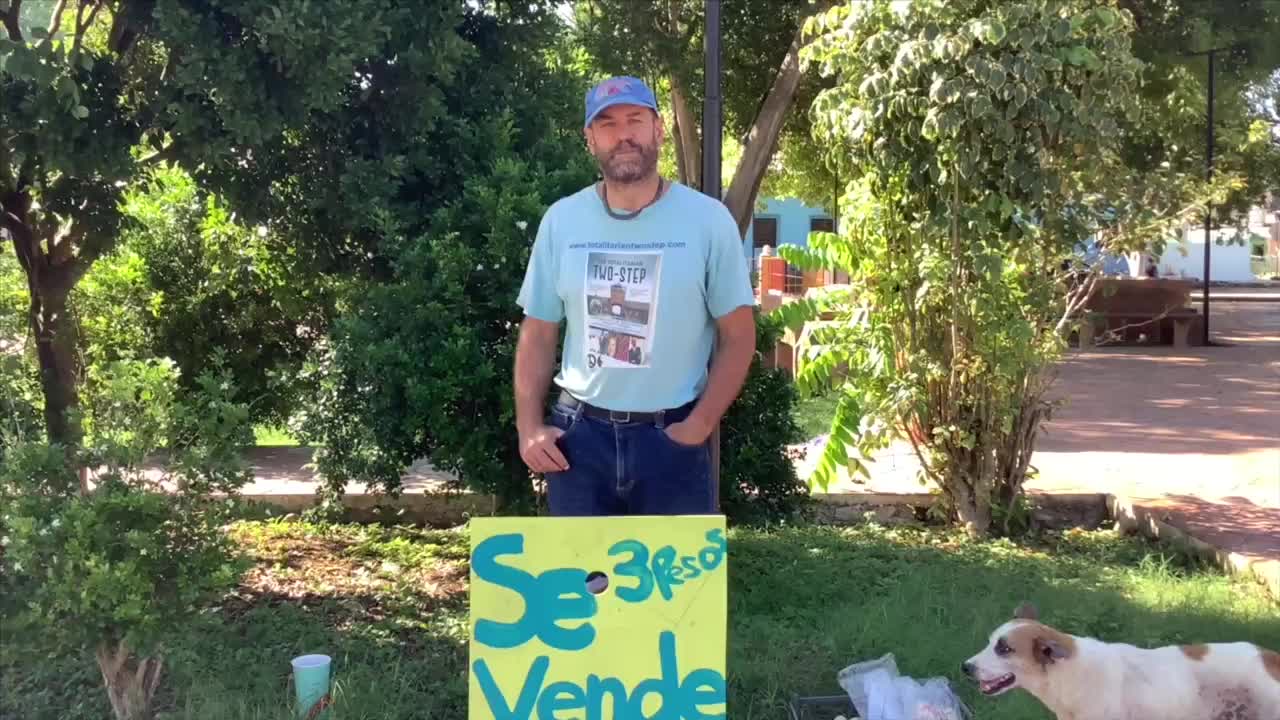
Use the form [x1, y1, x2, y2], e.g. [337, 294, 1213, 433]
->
[270, 5, 814, 520]
[0, 0, 416, 450]
[211, 4, 593, 514]
[1246, 69, 1280, 130]
[1, 358, 254, 720]
[0, 249, 41, 457]
[1115, 0, 1280, 229]
[571, 0, 834, 235]
[1, 2, 471, 716]
[783, 0, 1187, 536]
[105, 165, 330, 427]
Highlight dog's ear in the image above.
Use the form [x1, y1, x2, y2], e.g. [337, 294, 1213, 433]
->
[1033, 636, 1071, 666]
[1013, 601, 1038, 620]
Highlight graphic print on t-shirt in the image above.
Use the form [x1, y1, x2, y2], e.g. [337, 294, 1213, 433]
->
[584, 251, 662, 370]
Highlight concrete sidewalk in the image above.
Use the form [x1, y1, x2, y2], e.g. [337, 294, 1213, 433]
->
[801, 301, 1278, 596]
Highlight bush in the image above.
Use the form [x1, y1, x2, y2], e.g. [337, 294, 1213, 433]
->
[0, 351, 42, 460]
[100, 167, 331, 428]
[287, 9, 602, 513]
[719, 309, 812, 525]
[0, 359, 253, 720]
[0, 253, 42, 459]
[786, 0, 1152, 536]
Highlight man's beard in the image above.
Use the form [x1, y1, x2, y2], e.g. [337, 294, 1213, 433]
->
[595, 138, 658, 184]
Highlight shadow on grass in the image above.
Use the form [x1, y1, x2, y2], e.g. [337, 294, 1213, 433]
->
[6, 521, 1278, 720]
[725, 524, 1280, 720]
[1, 518, 471, 720]
[161, 586, 469, 720]
[3, 584, 470, 720]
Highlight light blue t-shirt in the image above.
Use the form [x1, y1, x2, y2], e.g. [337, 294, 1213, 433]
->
[517, 181, 755, 413]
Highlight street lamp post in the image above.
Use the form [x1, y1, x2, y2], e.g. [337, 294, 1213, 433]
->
[1200, 46, 1216, 346]
[701, 0, 723, 509]
[1184, 42, 1245, 345]
[702, 0, 722, 201]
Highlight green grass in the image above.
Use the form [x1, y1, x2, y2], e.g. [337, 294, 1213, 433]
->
[253, 425, 300, 447]
[3, 520, 1277, 720]
[793, 392, 839, 440]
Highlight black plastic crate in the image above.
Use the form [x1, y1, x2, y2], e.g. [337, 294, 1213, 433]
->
[787, 693, 858, 720]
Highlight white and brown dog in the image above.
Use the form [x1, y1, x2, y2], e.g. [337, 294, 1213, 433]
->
[962, 602, 1280, 720]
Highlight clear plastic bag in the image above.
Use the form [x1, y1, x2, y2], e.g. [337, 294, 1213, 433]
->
[836, 653, 971, 720]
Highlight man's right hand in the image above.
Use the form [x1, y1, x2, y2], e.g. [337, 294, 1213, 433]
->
[519, 424, 569, 474]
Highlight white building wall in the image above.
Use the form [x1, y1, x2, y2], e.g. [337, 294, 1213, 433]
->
[1152, 225, 1261, 283]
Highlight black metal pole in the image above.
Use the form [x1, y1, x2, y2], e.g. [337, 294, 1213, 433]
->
[1202, 49, 1214, 346]
[702, 1, 723, 200]
[701, 0, 723, 511]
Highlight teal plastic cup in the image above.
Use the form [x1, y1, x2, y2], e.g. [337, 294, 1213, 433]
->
[291, 654, 333, 719]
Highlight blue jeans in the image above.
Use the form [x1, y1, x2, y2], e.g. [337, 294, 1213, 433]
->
[543, 396, 716, 516]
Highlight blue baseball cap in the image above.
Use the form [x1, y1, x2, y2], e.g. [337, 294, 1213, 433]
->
[584, 76, 658, 128]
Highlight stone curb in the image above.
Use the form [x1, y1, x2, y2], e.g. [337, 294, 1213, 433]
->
[1188, 295, 1280, 303]
[1107, 495, 1279, 601]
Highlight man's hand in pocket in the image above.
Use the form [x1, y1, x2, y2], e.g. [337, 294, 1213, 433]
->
[519, 424, 568, 473]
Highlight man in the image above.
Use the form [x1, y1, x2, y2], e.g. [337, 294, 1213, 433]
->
[513, 75, 756, 516]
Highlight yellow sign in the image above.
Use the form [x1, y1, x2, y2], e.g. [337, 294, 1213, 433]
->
[468, 515, 728, 720]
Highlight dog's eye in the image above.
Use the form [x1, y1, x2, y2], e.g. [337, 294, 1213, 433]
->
[995, 638, 1012, 655]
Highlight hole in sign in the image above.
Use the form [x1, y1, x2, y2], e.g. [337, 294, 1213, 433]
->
[585, 571, 609, 595]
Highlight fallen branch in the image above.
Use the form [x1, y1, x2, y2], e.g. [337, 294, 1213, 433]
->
[1089, 305, 1183, 346]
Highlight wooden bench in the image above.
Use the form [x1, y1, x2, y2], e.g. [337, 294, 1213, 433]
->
[1079, 307, 1198, 348]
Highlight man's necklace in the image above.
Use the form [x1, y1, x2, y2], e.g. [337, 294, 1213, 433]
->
[600, 178, 665, 220]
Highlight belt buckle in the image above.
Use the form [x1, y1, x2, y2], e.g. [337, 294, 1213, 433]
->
[608, 409, 631, 423]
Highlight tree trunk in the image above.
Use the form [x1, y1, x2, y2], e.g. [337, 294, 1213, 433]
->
[666, 0, 700, 188]
[33, 282, 81, 449]
[721, 17, 813, 236]
[671, 113, 688, 184]
[669, 80, 701, 188]
[4, 188, 85, 454]
[950, 476, 991, 539]
[96, 640, 165, 720]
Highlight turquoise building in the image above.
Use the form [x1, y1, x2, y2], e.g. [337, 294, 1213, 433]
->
[743, 196, 837, 292]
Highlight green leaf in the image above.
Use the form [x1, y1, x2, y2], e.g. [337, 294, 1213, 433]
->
[1094, 7, 1117, 31]
[3, 45, 31, 78]
[1053, 17, 1072, 41]
[1000, 195, 1015, 218]
[922, 108, 940, 139]
[72, 105, 90, 119]
[777, 244, 833, 273]
[970, 94, 993, 118]
[767, 296, 824, 331]
[1064, 45, 1091, 66]
[809, 395, 862, 491]
[987, 65, 1006, 91]
[1012, 84, 1028, 109]
[1079, 47, 1100, 70]
[929, 75, 946, 101]
[983, 19, 1006, 45]
[57, 75, 78, 100]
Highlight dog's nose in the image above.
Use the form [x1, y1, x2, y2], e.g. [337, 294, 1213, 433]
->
[961, 661, 974, 676]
